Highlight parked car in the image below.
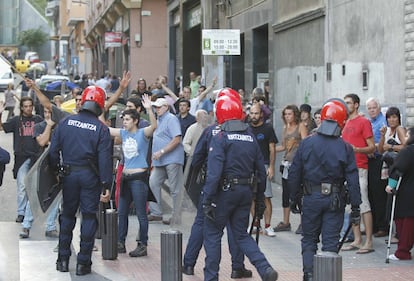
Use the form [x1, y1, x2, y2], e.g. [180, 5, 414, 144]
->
[36, 74, 70, 90]
[0, 55, 15, 92]
[25, 52, 40, 64]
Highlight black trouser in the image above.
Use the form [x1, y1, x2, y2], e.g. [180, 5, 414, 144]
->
[368, 157, 388, 232]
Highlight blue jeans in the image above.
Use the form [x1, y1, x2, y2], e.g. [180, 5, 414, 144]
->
[118, 179, 149, 245]
[17, 159, 33, 229]
[17, 159, 30, 216]
[45, 200, 60, 231]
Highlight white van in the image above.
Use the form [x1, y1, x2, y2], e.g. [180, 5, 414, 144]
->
[0, 55, 14, 92]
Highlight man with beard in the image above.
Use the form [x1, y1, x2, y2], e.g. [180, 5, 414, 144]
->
[249, 103, 278, 237]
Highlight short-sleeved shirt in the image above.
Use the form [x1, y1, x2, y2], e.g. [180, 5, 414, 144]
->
[369, 112, 386, 143]
[2, 114, 43, 157]
[342, 115, 373, 169]
[152, 112, 184, 166]
[249, 123, 278, 165]
[120, 128, 149, 169]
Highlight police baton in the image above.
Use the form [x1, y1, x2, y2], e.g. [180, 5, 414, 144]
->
[337, 223, 352, 252]
[249, 216, 260, 245]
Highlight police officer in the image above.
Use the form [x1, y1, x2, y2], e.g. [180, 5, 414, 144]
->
[49, 86, 112, 276]
[288, 99, 362, 281]
[202, 92, 278, 281]
[183, 88, 252, 279]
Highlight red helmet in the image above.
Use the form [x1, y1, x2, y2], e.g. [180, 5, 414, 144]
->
[217, 87, 241, 103]
[215, 95, 243, 124]
[321, 98, 348, 129]
[80, 86, 106, 116]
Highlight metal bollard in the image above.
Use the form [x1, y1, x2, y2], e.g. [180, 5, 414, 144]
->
[313, 252, 342, 281]
[161, 229, 182, 281]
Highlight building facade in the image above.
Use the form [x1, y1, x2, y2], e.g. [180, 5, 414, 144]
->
[167, 0, 411, 127]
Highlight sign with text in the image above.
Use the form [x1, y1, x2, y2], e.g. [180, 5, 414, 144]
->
[202, 29, 241, 56]
[105, 32, 122, 48]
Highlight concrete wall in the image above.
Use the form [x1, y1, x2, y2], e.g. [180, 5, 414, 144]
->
[272, 0, 405, 115]
[273, 17, 325, 108]
[326, 0, 405, 111]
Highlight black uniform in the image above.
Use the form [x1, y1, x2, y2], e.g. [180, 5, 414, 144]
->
[49, 110, 112, 267]
[288, 132, 362, 276]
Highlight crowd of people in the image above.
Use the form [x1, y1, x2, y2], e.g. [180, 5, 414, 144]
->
[0, 69, 413, 280]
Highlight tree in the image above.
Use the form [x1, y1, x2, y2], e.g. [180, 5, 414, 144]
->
[17, 28, 48, 51]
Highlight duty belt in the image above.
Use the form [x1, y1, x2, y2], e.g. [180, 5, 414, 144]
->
[304, 182, 342, 195]
[67, 164, 91, 172]
[223, 177, 253, 185]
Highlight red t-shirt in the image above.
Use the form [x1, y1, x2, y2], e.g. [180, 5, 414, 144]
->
[342, 115, 373, 169]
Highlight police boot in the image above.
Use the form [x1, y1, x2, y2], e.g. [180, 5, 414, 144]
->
[303, 272, 313, 281]
[56, 259, 69, 272]
[263, 267, 278, 281]
[231, 267, 253, 279]
[76, 263, 91, 276]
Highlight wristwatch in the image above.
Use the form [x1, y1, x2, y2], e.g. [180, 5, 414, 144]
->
[160, 149, 165, 154]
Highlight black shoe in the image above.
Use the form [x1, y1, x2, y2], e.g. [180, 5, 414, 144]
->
[129, 243, 147, 257]
[182, 265, 194, 275]
[15, 215, 24, 223]
[19, 228, 30, 239]
[303, 272, 313, 281]
[231, 268, 253, 278]
[117, 241, 126, 253]
[56, 259, 69, 272]
[76, 263, 91, 276]
[263, 267, 278, 281]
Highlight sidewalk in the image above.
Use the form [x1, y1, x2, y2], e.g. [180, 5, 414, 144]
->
[0, 125, 413, 280]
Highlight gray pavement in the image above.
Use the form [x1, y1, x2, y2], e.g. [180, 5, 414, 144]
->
[0, 103, 414, 280]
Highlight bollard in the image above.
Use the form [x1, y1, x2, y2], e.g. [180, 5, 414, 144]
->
[161, 229, 182, 281]
[313, 252, 342, 281]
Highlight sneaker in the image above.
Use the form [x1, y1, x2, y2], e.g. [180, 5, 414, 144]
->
[388, 254, 400, 261]
[19, 228, 30, 239]
[117, 242, 126, 253]
[295, 224, 303, 235]
[273, 222, 291, 232]
[129, 243, 147, 257]
[15, 215, 24, 223]
[45, 230, 59, 238]
[264, 227, 276, 237]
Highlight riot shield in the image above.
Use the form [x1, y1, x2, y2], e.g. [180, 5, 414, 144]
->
[25, 147, 62, 222]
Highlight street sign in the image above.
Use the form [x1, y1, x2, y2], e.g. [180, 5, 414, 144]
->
[71, 56, 79, 65]
[202, 29, 241, 56]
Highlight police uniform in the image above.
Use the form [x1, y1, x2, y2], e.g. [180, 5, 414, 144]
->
[183, 124, 250, 278]
[49, 109, 112, 271]
[202, 120, 277, 281]
[288, 102, 362, 280]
